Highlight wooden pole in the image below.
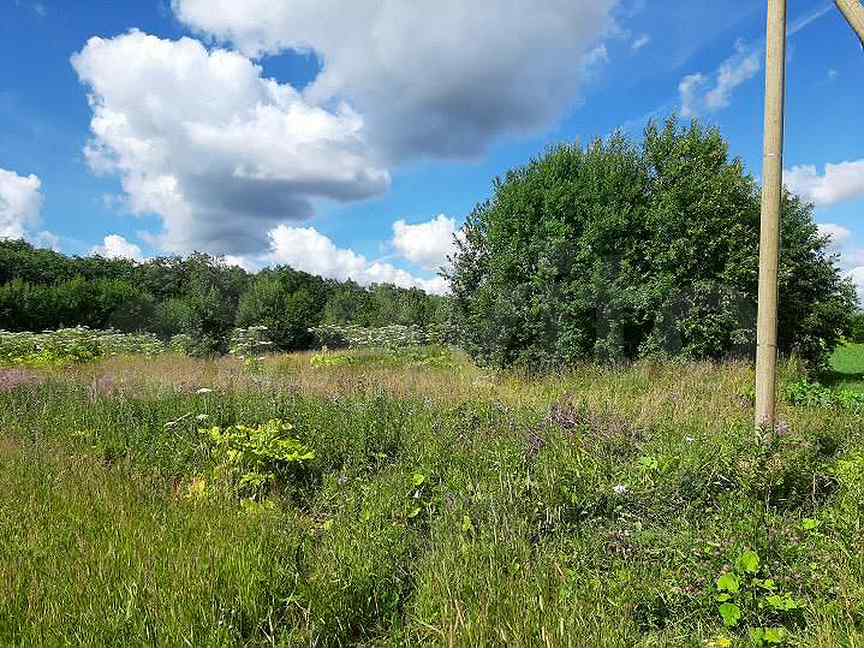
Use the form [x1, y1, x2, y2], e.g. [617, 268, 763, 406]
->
[836, 0, 864, 47]
[755, 0, 787, 431]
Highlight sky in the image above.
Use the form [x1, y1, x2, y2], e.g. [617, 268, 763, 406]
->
[0, 0, 862, 299]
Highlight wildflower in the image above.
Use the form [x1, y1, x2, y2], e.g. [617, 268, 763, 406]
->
[775, 420, 791, 437]
[686, 436, 695, 443]
[613, 484, 628, 496]
[196, 387, 213, 395]
[0, 369, 41, 392]
[196, 414, 209, 422]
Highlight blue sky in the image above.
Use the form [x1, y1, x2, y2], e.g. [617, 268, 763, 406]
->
[0, 0, 862, 297]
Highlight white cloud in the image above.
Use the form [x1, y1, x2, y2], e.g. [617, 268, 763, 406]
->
[0, 167, 43, 240]
[678, 74, 707, 119]
[828, 68, 839, 81]
[391, 214, 460, 273]
[266, 225, 448, 294]
[810, 223, 864, 306]
[817, 223, 852, 250]
[848, 266, 864, 306]
[784, 160, 864, 208]
[89, 234, 144, 261]
[172, 0, 619, 161]
[679, 40, 760, 117]
[632, 34, 651, 51]
[71, 30, 389, 256]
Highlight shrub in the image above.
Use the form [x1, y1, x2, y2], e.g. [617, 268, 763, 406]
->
[309, 324, 429, 350]
[784, 378, 864, 413]
[448, 117, 856, 369]
[228, 326, 273, 358]
[0, 327, 174, 366]
[202, 420, 315, 499]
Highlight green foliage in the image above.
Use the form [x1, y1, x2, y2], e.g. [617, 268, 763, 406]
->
[784, 378, 864, 412]
[850, 312, 864, 343]
[0, 240, 445, 354]
[0, 327, 172, 367]
[228, 325, 273, 358]
[711, 550, 803, 643]
[309, 346, 456, 371]
[203, 419, 315, 498]
[309, 350, 359, 368]
[449, 117, 856, 369]
[0, 441, 302, 648]
[236, 268, 327, 351]
[2, 340, 863, 646]
[309, 323, 430, 350]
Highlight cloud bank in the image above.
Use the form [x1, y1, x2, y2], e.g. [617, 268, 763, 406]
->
[172, 0, 620, 161]
[0, 167, 43, 241]
[266, 224, 449, 295]
[72, 31, 389, 256]
[785, 160, 864, 208]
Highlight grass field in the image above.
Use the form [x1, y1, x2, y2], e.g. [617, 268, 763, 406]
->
[1, 346, 863, 647]
[828, 343, 864, 392]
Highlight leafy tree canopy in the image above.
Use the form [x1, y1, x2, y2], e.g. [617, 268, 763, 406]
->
[447, 117, 856, 369]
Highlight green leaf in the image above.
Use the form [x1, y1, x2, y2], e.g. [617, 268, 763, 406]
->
[718, 602, 742, 628]
[716, 572, 740, 593]
[750, 628, 766, 647]
[764, 627, 787, 644]
[736, 550, 760, 574]
[755, 578, 777, 591]
[639, 455, 659, 471]
[461, 514, 475, 534]
[762, 593, 801, 612]
[801, 518, 821, 531]
[714, 593, 732, 602]
[408, 506, 422, 518]
[412, 473, 426, 487]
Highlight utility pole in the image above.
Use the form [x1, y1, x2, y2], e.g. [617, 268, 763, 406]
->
[836, 0, 864, 47]
[754, 0, 787, 431]
[754, 0, 863, 430]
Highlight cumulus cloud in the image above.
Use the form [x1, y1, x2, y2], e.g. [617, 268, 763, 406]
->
[71, 30, 389, 256]
[784, 160, 864, 208]
[89, 234, 144, 261]
[391, 214, 460, 273]
[172, 0, 620, 161]
[265, 225, 448, 294]
[679, 40, 760, 117]
[0, 167, 43, 240]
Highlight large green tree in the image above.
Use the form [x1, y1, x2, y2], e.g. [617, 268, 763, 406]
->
[448, 118, 856, 369]
[236, 267, 328, 351]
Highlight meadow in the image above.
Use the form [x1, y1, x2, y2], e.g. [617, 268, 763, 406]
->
[1, 339, 863, 647]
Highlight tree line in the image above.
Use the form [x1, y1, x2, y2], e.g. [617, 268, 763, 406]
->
[0, 240, 447, 355]
[2, 117, 859, 366]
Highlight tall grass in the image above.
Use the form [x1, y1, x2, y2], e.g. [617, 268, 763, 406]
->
[0, 347, 862, 647]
